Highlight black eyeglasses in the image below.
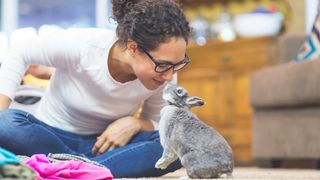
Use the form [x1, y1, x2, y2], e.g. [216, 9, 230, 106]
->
[140, 47, 190, 73]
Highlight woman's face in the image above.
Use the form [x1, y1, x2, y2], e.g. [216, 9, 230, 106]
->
[131, 37, 187, 90]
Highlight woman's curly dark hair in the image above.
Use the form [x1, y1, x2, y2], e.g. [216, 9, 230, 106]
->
[112, 0, 190, 51]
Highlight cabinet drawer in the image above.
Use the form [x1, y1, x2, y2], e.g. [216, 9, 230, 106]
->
[186, 37, 274, 70]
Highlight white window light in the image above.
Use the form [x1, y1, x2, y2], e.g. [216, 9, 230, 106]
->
[38, 25, 62, 37]
[10, 27, 37, 47]
[305, 0, 319, 33]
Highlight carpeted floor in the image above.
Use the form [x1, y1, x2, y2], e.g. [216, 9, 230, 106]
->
[116, 167, 320, 179]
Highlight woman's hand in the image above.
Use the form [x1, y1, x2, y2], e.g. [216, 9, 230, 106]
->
[91, 116, 141, 156]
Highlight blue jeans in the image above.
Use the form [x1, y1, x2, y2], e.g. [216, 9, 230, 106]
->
[0, 109, 182, 178]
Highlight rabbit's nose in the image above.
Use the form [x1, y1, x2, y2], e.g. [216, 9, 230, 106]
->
[160, 68, 174, 81]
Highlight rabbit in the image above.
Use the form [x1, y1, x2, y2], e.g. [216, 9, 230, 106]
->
[155, 83, 234, 179]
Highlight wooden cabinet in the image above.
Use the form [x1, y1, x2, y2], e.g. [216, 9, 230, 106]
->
[178, 37, 275, 165]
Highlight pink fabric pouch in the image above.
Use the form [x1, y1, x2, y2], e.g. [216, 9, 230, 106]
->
[25, 154, 112, 180]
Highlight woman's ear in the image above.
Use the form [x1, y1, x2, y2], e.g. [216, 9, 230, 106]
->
[126, 39, 139, 56]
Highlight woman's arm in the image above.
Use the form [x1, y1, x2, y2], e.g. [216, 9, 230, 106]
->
[0, 29, 81, 101]
[0, 94, 11, 110]
[91, 76, 177, 155]
[135, 116, 154, 131]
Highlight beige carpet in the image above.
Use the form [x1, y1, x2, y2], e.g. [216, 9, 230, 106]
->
[116, 167, 320, 179]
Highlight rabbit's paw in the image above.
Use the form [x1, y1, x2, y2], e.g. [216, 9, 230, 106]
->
[155, 158, 169, 169]
[219, 173, 233, 179]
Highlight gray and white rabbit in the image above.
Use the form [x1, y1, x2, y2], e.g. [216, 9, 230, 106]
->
[155, 83, 233, 178]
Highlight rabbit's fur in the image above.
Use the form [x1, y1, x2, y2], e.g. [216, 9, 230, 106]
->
[155, 83, 233, 178]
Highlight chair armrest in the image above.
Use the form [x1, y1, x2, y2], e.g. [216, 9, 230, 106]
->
[276, 33, 306, 64]
[250, 60, 320, 108]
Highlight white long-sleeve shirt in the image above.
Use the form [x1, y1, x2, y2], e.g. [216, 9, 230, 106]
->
[0, 28, 176, 135]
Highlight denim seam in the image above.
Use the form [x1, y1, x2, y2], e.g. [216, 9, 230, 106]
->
[98, 141, 154, 164]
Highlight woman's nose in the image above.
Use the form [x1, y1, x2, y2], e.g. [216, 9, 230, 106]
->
[161, 68, 174, 81]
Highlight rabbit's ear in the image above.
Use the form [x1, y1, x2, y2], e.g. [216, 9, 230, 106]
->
[186, 96, 204, 108]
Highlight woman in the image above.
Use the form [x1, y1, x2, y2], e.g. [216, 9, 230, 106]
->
[0, 0, 190, 177]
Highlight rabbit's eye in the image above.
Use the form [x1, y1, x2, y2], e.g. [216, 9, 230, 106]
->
[177, 89, 183, 94]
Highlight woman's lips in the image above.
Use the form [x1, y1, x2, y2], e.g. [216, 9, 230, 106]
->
[153, 78, 165, 85]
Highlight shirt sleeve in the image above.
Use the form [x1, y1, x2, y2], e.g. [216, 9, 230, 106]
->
[0, 29, 82, 100]
[139, 74, 178, 130]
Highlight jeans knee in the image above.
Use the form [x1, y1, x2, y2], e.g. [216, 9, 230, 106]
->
[0, 108, 11, 117]
[0, 109, 14, 126]
[0, 109, 29, 138]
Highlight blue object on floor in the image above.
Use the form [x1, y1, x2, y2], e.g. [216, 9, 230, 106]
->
[0, 147, 20, 165]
